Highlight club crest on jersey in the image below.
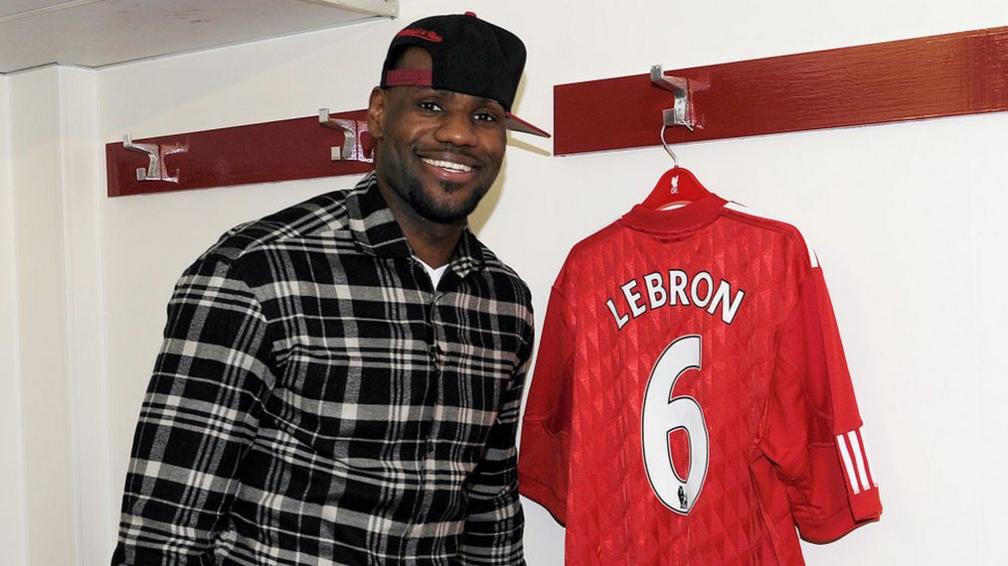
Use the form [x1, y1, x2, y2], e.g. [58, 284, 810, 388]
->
[606, 269, 745, 329]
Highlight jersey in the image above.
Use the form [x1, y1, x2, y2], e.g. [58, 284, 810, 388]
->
[518, 193, 881, 565]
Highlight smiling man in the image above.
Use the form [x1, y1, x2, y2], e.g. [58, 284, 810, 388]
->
[112, 13, 547, 566]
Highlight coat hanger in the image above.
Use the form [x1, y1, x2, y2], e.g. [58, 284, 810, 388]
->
[640, 124, 710, 210]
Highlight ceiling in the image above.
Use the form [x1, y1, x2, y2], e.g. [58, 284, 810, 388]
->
[0, 0, 398, 73]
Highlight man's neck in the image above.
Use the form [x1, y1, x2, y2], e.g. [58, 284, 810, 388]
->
[401, 220, 463, 268]
[376, 180, 465, 269]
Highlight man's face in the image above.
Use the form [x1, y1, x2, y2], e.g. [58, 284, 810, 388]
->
[368, 48, 507, 225]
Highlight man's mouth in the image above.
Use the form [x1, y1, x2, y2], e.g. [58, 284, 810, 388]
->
[420, 157, 474, 174]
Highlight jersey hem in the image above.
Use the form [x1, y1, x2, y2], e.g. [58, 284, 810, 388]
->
[518, 474, 567, 527]
[797, 487, 882, 543]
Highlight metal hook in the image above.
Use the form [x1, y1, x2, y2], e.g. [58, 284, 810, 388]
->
[123, 134, 186, 183]
[123, 134, 161, 181]
[650, 65, 695, 132]
[660, 124, 678, 169]
[319, 108, 374, 163]
[660, 124, 683, 196]
[319, 108, 355, 160]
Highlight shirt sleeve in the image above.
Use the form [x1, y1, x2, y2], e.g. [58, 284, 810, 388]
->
[459, 306, 534, 565]
[758, 265, 882, 544]
[111, 256, 274, 565]
[517, 282, 575, 527]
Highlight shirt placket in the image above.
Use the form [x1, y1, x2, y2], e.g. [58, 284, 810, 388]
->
[400, 261, 450, 562]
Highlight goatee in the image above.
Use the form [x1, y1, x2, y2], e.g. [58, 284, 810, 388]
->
[404, 179, 489, 224]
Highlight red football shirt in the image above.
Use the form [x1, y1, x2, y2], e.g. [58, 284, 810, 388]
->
[519, 194, 881, 565]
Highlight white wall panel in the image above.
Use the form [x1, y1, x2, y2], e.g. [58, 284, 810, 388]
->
[974, 133, 1008, 564]
[10, 66, 77, 566]
[59, 66, 114, 566]
[0, 73, 29, 566]
[5, 64, 110, 566]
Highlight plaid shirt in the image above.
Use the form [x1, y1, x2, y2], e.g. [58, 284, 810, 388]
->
[113, 173, 533, 566]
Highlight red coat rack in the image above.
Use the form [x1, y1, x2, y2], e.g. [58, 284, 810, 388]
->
[553, 26, 1008, 155]
[106, 27, 1008, 195]
[105, 109, 374, 197]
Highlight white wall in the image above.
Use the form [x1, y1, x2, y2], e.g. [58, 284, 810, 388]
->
[3, 0, 1006, 564]
[4, 65, 110, 566]
[59, 66, 114, 566]
[0, 73, 29, 566]
[9, 67, 78, 566]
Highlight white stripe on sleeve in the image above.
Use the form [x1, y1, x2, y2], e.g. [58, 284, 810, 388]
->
[836, 433, 861, 495]
[848, 429, 873, 490]
[850, 427, 874, 485]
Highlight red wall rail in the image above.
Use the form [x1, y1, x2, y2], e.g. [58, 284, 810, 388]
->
[106, 109, 373, 197]
[554, 27, 1008, 155]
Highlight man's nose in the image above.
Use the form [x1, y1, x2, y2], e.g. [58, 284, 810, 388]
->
[434, 110, 478, 147]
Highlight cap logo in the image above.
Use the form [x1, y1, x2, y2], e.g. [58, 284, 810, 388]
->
[397, 28, 443, 43]
[384, 69, 433, 87]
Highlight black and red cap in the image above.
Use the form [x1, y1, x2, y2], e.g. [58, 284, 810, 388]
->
[380, 12, 549, 138]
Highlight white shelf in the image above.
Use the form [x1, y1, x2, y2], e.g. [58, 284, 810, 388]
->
[0, 0, 398, 73]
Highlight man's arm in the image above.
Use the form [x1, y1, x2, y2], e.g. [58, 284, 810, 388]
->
[458, 332, 533, 566]
[111, 256, 274, 565]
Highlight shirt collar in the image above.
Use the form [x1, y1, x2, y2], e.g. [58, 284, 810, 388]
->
[618, 191, 728, 234]
[345, 172, 486, 277]
[450, 228, 485, 280]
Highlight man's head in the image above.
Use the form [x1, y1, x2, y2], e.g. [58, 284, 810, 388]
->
[367, 13, 545, 226]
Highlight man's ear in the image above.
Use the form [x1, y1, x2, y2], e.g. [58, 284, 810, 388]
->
[367, 87, 385, 140]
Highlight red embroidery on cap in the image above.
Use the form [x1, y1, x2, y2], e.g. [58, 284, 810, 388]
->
[385, 69, 433, 87]
[397, 28, 443, 43]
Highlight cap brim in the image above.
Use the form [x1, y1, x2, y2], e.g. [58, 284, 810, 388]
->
[506, 113, 551, 138]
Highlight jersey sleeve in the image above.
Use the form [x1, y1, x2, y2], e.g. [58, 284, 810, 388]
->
[517, 278, 575, 526]
[758, 263, 882, 543]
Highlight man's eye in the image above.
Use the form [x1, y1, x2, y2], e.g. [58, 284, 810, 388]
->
[474, 112, 498, 123]
[418, 101, 443, 112]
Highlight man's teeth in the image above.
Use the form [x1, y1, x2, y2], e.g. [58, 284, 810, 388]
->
[422, 158, 473, 173]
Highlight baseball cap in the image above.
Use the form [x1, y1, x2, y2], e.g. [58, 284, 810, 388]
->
[380, 12, 550, 138]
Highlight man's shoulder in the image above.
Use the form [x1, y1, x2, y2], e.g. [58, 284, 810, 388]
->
[198, 184, 363, 266]
[472, 238, 532, 308]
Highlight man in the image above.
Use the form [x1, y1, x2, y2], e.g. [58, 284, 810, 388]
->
[112, 12, 547, 565]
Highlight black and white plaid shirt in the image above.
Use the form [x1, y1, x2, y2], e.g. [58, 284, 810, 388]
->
[112, 173, 534, 566]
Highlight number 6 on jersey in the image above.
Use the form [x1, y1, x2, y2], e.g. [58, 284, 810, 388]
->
[641, 334, 709, 514]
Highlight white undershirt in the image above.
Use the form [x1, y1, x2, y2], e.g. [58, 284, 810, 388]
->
[414, 257, 449, 289]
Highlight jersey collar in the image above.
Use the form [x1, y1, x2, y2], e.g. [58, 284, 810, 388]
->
[619, 192, 728, 235]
